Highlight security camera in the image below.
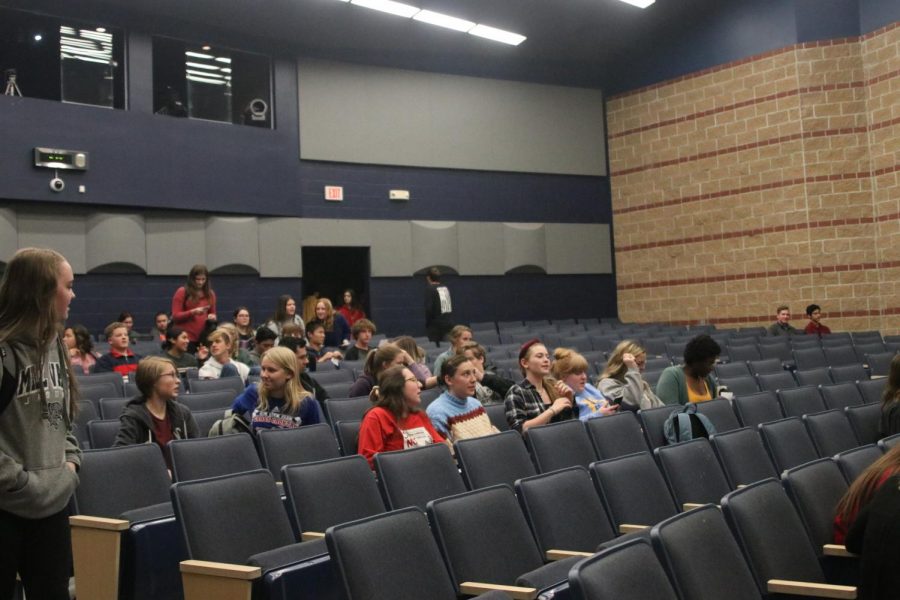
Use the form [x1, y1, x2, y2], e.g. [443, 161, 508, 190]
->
[49, 177, 65, 192]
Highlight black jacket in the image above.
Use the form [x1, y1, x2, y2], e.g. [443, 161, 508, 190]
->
[113, 396, 200, 448]
[300, 371, 329, 411]
[846, 474, 900, 600]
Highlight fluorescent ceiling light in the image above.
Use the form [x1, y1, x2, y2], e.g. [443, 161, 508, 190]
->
[185, 61, 220, 70]
[185, 51, 215, 60]
[214, 57, 232, 64]
[617, 0, 655, 8]
[187, 75, 227, 85]
[350, 0, 418, 18]
[413, 10, 475, 32]
[468, 24, 526, 46]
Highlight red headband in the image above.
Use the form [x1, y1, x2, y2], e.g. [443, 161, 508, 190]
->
[518, 338, 543, 361]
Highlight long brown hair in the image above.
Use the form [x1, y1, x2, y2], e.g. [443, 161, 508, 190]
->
[881, 354, 900, 405]
[317, 298, 336, 331]
[363, 343, 404, 377]
[835, 443, 900, 524]
[368, 365, 417, 419]
[0, 248, 78, 415]
[185, 264, 213, 303]
[601, 340, 646, 381]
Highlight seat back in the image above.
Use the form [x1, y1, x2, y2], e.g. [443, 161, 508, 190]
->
[524, 419, 597, 473]
[710, 427, 778, 488]
[802, 409, 859, 456]
[756, 371, 797, 391]
[309, 369, 355, 385]
[585, 410, 648, 459]
[758, 343, 793, 363]
[515, 466, 616, 554]
[781, 458, 849, 552]
[654, 439, 731, 507]
[427, 485, 544, 588]
[732, 391, 783, 428]
[171, 469, 295, 564]
[820, 382, 865, 410]
[168, 433, 262, 482]
[867, 351, 897, 377]
[793, 348, 828, 371]
[590, 451, 678, 530]
[178, 391, 235, 412]
[829, 363, 868, 384]
[375, 443, 465, 510]
[324, 397, 372, 428]
[483, 402, 510, 432]
[638, 405, 680, 450]
[98, 396, 131, 420]
[857, 378, 887, 404]
[717, 376, 759, 396]
[758, 417, 819, 473]
[455, 430, 536, 490]
[880, 432, 900, 452]
[282, 455, 384, 536]
[76, 372, 125, 396]
[835, 444, 883, 482]
[188, 376, 245, 396]
[335, 419, 361, 455]
[568, 538, 679, 600]
[73, 445, 171, 517]
[694, 398, 741, 433]
[189, 408, 223, 438]
[715, 362, 752, 379]
[728, 344, 762, 362]
[846, 402, 882, 445]
[794, 367, 833, 387]
[748, 358, 785, 375]
[650, 505, 760, 600]
[87, 418, 122, 449]
[74, 400, 99, 447]
[824, 345, 860, 367]
[326, 507, 458, 600]
[79, 382, 123, 407]
[776, 385, 825, 418]
[720, 479, 825, 594]
[257, 424, 340, 480]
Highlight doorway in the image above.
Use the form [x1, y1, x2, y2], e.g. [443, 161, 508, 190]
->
[301, 246, 371, 319]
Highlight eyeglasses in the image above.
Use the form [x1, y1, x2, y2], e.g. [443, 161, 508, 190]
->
[405, 377, 419, 384]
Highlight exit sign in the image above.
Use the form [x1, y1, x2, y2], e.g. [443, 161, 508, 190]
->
[324, 186, 344, 202]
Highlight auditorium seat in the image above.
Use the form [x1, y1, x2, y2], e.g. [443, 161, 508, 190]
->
[780, 458, 851, 562]
[585, 410, 648, 460]
[87, 418, 121, 449]
[374, 443, 466, 511]
[776, 386, 826, 418]
[655, 438, 731, 508]
[758, 417, 819, 472]
[168, 433, 261, 482]
[802, 409, 860, 457]
[845, 402, 882, 446]
[567, 538, 679, 600]
[835, 444, 882, 482]
[455, 430, 536, 490]
[257, 424, 341, 480]
[710, 427, 778, 488]
[590, 451, 678, 533]
[794, 367, 832, 387]
[187, 376, 245, 396]
[524, 419, 597, 473]
[820, 382, 865, 411]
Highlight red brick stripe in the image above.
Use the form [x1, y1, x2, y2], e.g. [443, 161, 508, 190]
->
[617, 260, 900, 291]
[612, 162, 900, 216]
[614, 210, 900, 253]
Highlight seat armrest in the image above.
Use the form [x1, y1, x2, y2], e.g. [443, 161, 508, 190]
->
[618, 524, 649, 534]
[300, 531, 325, 541]
[767, 579, 856, 599]
[460, 581, 537, 600]
[70, 515, 131, 600]
[180, 560, 261, 600]
[823, 544, 856, 558]
[546, 549, 592, 561]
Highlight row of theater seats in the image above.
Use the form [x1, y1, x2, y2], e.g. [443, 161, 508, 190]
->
[70, 401, 893, 599]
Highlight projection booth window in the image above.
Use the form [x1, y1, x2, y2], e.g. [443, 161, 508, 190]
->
[152, 37, 272, 128]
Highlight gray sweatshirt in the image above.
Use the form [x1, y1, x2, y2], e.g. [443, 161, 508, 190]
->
[0, 341, 81, 518]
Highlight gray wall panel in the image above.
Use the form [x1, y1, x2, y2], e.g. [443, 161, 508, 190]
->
[86, 213, 147, 272]
[258, 217, 303, 278]
[0, 209, 17, 263]
[17, 212, 87, 273]
[298, 59, 606, 176]
[458, 222, 504, 276]
[145, 217, 206, 275]
[205, 216, 260, 273]
[503, 223, 546, 274]
[546, 223, 612, 275]
[411, 221, 459, 274]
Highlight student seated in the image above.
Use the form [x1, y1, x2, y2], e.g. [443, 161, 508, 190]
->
[834, 443, 900, 545]
[248, 326, 277, 366]
[218, 322, 254, 366]
[879, 354, 900, 438]
[804, 303, 831, 337]
[114, 357, 199, 471]
[230, 347, 322, 431]
[767, 304, 801, 336]
[656, 335, 720, 405]
[265, 294, 305, 341]
[598, 340, 664, 411]
[305, 320, 342, 371]
[343, 318, 377, 361]
[504, 339, 575, 432]
[552, 347, 618, 421]
[118, 311, 138, 344]
[458, 341, 513, 404]
[63, 324, 100, 375]
[162, 326, 199, 370]
[426, 355, 498, 442]
[432, 325, 473, 375]
[357, 365, 448, 468]
[151, 311, 169, 343]
[278, 337, 330, 410]
[392, 336, 438, 389]
[348, 343, 410, 398]
[314, 298, 351, 349]
[95, 321, 141, 377]
[198, 328, 249, 383]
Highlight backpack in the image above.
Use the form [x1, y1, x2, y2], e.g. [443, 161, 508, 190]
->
[663, 403, 716, 445]
[209, 410, 253, 437]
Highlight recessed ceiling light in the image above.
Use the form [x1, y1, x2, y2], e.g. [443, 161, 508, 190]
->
[202, 45, 212, 51]
[95, 27, 107, 33]
[468, 24, 526, 46]
[350, 0, 419, 18]
[617, 0, 655, 8]
[33, 34, 43, 41]
[413, 10, 475, 32]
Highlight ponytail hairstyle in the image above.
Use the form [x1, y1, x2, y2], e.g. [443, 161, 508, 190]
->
[257, 347, 310, 415]
[369, 365, 414, 418]
[362, 343, 404, 377]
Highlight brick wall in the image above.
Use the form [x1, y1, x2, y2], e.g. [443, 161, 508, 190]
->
[607, 22, 900, 334]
